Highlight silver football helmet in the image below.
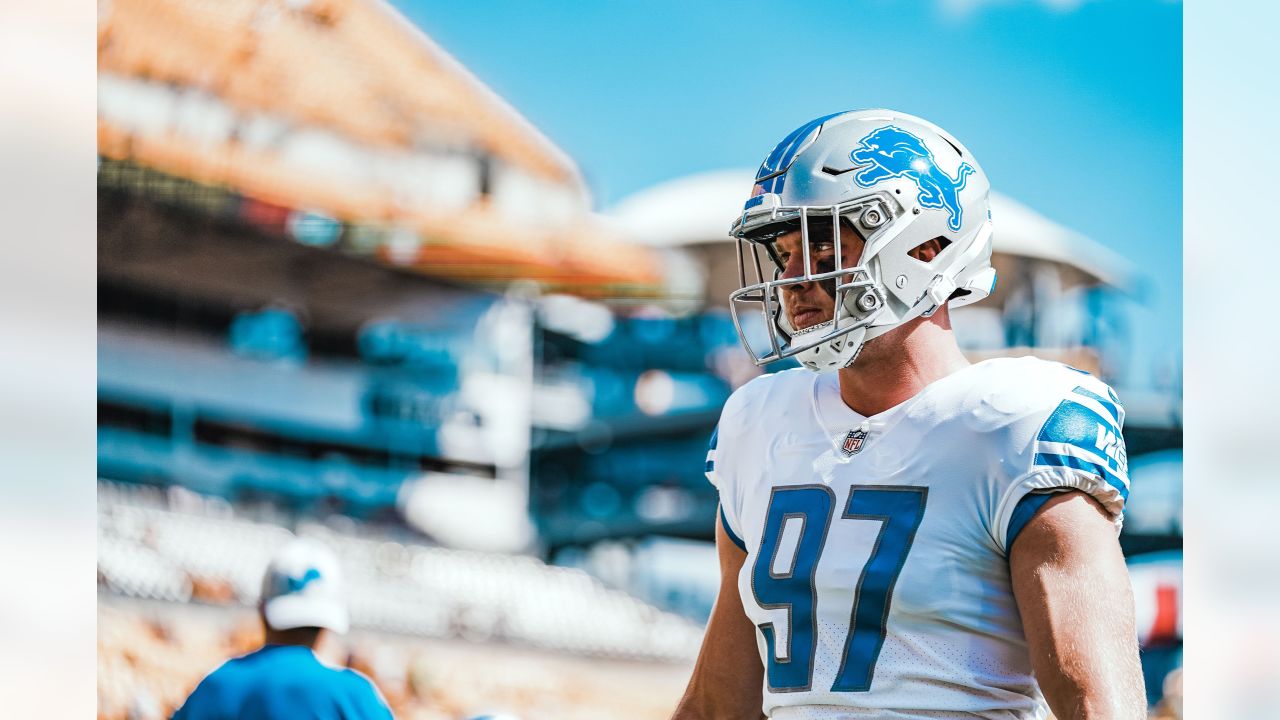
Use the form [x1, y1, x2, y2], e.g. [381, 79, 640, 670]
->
[729, 109, 996, 372]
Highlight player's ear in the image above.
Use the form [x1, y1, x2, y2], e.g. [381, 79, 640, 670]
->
[907, 237, 947, 263]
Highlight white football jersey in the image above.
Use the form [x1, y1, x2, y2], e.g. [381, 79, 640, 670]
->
[706, 357, 1129, 720]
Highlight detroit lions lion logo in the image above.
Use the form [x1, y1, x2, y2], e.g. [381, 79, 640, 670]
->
[275, 567, 322, 595]
[850, 125, 975, 231]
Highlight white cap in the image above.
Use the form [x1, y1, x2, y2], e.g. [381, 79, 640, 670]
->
[260, 537, 349, 634]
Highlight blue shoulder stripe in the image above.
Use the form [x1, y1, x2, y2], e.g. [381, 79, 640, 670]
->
[1103, 383, 1120, 405]
[1033, 453, 1129, 500]
[719, 504, 747, 552]
[1037, 399, 1122, 468]
[1071, 385, 1121, 426]
[705, 425, 718, 472]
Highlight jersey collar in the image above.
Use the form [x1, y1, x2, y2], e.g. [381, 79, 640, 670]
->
[811, 363, 983, 454]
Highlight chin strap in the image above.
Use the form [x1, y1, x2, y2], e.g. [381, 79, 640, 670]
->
[797, 324, 868, 372]
[919, 275, 957, 318]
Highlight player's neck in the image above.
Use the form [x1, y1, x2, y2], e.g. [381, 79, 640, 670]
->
[263, 625, 325, 650]
[837, 307, 970, 417]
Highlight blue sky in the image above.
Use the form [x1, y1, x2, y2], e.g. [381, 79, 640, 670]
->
[392, 0, 1182, 389]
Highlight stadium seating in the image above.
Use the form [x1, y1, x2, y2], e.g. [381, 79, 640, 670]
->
[97, 481, 703, 662]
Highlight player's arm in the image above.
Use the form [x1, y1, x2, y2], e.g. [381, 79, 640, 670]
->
[1009, 491, 1146, 720]
[669, 516, 764, 720]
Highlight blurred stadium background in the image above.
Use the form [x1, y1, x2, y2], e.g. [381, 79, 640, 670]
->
[95, 0, 1183, 718]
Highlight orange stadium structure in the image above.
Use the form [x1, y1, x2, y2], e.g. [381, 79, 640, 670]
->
[97, 0, 662, 296]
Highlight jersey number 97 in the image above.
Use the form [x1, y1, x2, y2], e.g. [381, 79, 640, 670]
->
[751, 484, 927, 692]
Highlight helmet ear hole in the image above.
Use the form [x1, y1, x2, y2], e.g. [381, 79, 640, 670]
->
[908, 236, 952, 263]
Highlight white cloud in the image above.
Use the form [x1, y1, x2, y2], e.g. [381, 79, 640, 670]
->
[939, 0, 1090, 19]
[940, 0, 1179, 19]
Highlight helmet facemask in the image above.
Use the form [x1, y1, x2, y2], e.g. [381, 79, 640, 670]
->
[728, 194, 904, 371]
[727, 110, 998, 372]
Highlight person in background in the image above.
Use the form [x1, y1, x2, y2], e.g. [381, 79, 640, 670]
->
[171, 537, 394, 720]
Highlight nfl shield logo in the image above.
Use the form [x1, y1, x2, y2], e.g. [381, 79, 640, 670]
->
[842, 428, 868, 456]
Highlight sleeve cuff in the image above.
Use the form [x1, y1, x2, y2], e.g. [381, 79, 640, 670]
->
[1005, 491, 1061, 551]
[994, 468, 1126, 555]
[719, 503, 747, 552]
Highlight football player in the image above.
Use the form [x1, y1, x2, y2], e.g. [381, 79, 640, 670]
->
[671, 110, 1145, 719]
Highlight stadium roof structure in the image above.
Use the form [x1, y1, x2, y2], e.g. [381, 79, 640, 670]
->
[97, 0, 660, 295]
[607, 169, 1137, 291]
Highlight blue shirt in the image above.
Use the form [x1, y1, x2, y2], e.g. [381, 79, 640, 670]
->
[171, 645, 394, 720]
